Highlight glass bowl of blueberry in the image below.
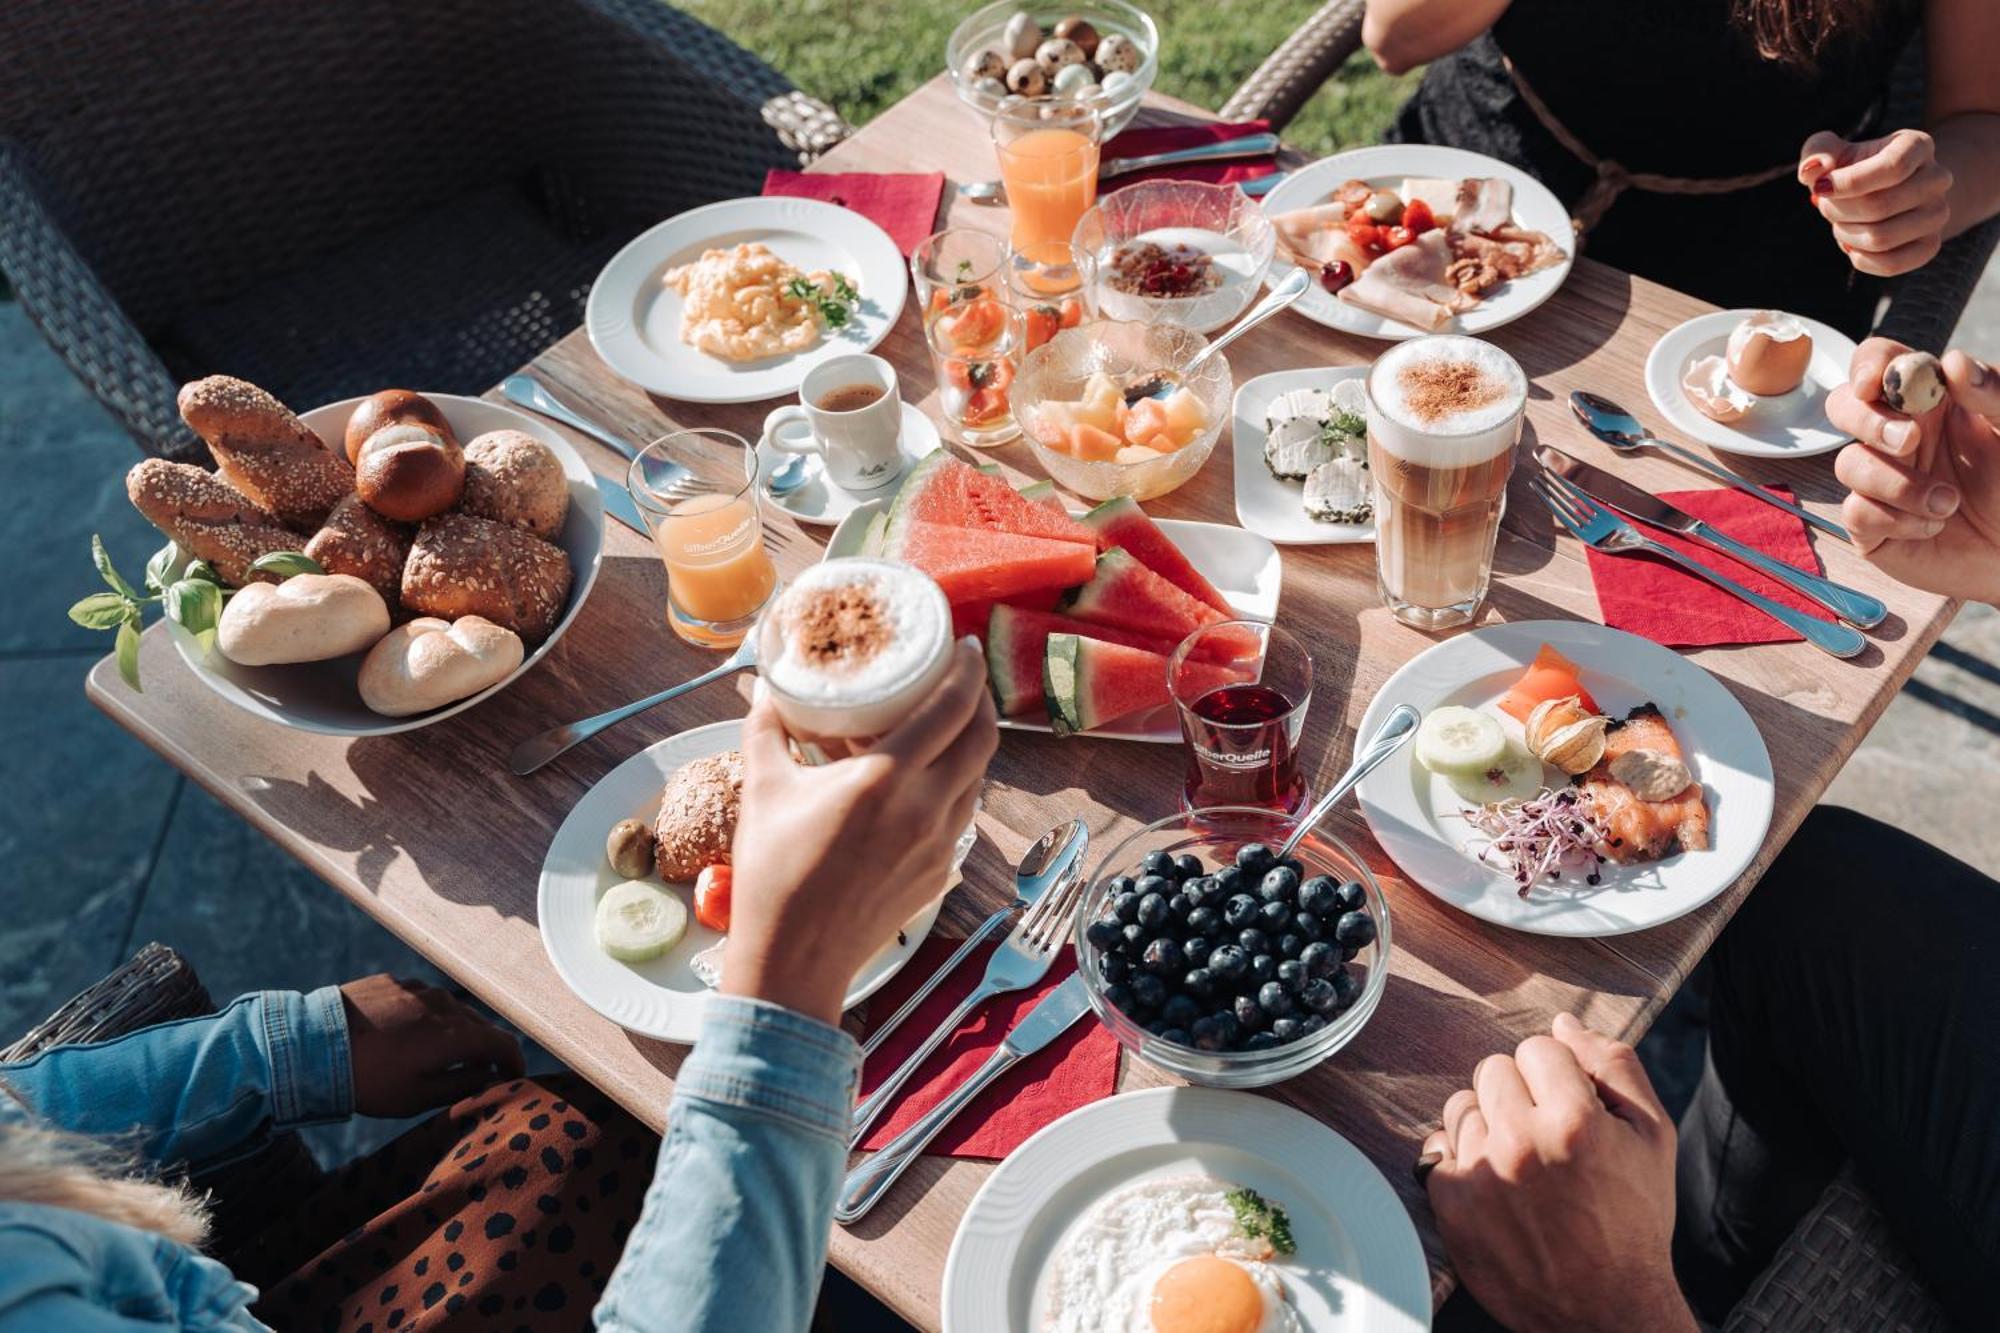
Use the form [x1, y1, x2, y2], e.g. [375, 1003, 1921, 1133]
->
[1074, 806, 1389, 1088]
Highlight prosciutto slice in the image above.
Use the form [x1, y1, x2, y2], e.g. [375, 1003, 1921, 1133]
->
[1272, 204, 1353, 268]
[1338, 231, 1473, 329]
[1452, 178, 1514, 236]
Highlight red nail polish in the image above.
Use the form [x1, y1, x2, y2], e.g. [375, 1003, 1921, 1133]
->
[1812, 176, 1832, 196]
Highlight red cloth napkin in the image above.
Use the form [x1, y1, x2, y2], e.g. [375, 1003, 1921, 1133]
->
[1102, 118, 1280, 189]
[855, 941, 1118, 1159]
[762, 169, 946, 255]
[1581, 486, 1833, 647]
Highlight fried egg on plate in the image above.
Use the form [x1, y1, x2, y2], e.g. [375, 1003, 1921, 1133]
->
[1042, 1176, 1304, 1333]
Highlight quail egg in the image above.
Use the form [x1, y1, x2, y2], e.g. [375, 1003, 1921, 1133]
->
[1052, 61, 1096, 96]
[1006, 57, 1048, 96]
[1004, 11, 1043, 59]
[1101, 69, 1137, 97]
[1054, 15, 1102, 58]
[973, 76, 1008, 100]
[964, 48, 1007, 83]
[1036, 36, 1086, 75]
[1096, 32, 1142, 74]
[1882, 351, 1947, 415]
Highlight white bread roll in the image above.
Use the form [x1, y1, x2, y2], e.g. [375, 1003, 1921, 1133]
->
[358, 615, 524, 717]
[216, 574, 390, 665]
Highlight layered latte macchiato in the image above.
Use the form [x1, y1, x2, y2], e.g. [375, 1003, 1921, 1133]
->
[756, 558, 953, 741]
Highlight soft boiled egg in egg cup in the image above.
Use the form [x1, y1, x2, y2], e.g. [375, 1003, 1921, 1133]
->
[1680, 309, 1814, 424]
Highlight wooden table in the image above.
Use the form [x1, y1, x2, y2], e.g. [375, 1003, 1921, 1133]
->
[90, 77, 1955, 1329]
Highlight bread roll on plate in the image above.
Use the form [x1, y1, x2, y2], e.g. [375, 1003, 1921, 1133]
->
[402, 512, 572, 641]
[305, 494, 412, 608]
[216, 573, 390, 665]
[177, 376, 354, 530]
[359, 615, 524, 717]
[126, 458, 301, 587]
[461, 430, 570, 539]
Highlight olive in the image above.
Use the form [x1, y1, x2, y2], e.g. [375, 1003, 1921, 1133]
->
[605, 818, 656, 880]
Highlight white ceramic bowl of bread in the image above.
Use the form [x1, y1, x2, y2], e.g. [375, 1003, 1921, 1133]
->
[161, 393, 604, 736]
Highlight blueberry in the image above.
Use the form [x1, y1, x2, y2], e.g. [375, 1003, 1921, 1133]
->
[1108, 875, 1137, 897]
[1334, 879, 1367, 913]
[1136, 873, 1173, 900]
[1213, 865, 1245, 896]
[1181, 934, 1214, 968]
[1249, 953, 1278, 985]
[1186, 906, 1221, 936]
[1208, 1009, 1242, 1048]
[1293, 910, 1325, 941]
[1300, 1014, 1330, 1035]
[1259, 866, 1300, 903]
[1334, 910, 1377, 950]
[1099, 952, 1130, 984]
[1331, 965, 1362, 1009]
[1235, 842, 1275, 875]
[1270, 1016, 1304, 1043]
[1142, 937, 1184, 975]
[1299, 977, 1339, 1013]
[1112, 892, 1141, 923]
[1300, 941, 1338, 978]
[1130, 974, 1168, 1010]
[1277, 959, 1308, 991]
[1181, 967, 1217, 999]
[1222, 894, 1260, 929]
[1103, 982, 1134, 1012]
[1208, 944, 1249, 981]
[1236, 927, 1270, 956]
[1141, 850, 1177, 879]
[1136, 893, 1170, 929]
[1162, 994, 1201, 1027]
[1232, 993, 1266, 1031]
[1120, 923, 1148, 954]
[1173, 853, 1205, 882]
[1278, 933, 1305, 960]
[1191, 876, 1228, 908]
[1242, 1031, 1281, 1051]
[1257, 981, 1293, 1017]
[1085, 918, 1123, 952]
[1190, 1015, 1227, 1051]
[1159, 1027, 1191, 1047]
[1278, 858, 1305, 881]
[1299, 876, 1341, 916]
[1258, 900, 1293, 932]
[1168, 893, 1197, 922]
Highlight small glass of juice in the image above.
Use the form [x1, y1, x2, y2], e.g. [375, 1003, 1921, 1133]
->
[911, 227, 1008, 328]
[1005, 240, 1094, 354]
[627, 430, 777, 649]
[992, 104, 1103, 254]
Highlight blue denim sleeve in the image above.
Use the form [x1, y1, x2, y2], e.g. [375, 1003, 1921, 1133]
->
[595, 996, 862, 1333]
[0, 987, 352, 1170]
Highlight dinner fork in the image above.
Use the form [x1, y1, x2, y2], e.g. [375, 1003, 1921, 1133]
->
[1532, 470, 1867, 658]
[847, 846, 1090, 1145]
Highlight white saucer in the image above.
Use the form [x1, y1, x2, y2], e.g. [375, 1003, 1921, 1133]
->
[1645, 310, 1859, 458]
[754, 402, 943, 526]
[1232, 365, 1377, 546]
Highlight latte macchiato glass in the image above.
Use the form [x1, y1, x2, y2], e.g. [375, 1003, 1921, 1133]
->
[1365, 335, 1527, 631]
[755, 558, 954, 743]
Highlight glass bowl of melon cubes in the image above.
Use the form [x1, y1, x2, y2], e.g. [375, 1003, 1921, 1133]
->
[1016, 319, 1230, 501]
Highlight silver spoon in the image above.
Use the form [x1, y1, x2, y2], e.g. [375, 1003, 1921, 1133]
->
[508, 640, 758, 776]
[765, 452, 813, 497]
[1274, 705, 1422, 862]
[1122, 265, 1312, 406]
[1569, 391, 1852, 544]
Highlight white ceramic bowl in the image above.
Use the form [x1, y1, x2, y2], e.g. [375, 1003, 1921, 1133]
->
[163, 393, 604, 735]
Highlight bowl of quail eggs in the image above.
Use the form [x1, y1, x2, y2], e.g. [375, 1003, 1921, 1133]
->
[947, 2, 1160, 139]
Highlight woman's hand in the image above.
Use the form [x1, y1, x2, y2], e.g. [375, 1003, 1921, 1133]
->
[1828, 338, 2000, 604]
[1422, 1015, 1697, 1333]
[724, 640, 999, 1024]
[1799, 129, 1955, 276]
[341, 975, 525, 1117]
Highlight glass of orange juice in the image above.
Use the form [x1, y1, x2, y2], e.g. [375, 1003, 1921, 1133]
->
[992, 104, 1103, 253]
[627, 429, 777, 649]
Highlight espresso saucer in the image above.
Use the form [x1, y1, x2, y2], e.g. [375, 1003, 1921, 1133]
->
[754, 401, 943, 526]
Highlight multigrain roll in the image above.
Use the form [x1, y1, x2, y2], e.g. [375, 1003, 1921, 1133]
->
[653, 750, 743, 880]
[460, 430, 570, 540]
[176, 376, 353, 530]
[401, 512, 572, 642]
[342, 389, 457, 466]
[305, 494, 412, 609]
[125, 459, 302, 587]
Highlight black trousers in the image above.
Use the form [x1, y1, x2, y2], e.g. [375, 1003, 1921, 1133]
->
[1674, 805, 2000, 1327]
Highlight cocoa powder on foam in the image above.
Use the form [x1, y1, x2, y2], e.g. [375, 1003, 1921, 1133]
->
[1396, 360, 1505, 426]
[794, 585, 890, 673]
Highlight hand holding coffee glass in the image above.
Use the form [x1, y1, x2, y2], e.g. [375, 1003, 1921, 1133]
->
[628, 429, 777, 650]
[761, 353, 908, 493]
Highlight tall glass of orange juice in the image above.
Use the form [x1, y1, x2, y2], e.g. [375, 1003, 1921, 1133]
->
[992, 104, 1102, 253]
[627, 430, 777, 649]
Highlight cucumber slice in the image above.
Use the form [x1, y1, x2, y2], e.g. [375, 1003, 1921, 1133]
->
[595, 880, 689, 962]
[1444, 740, 1547, 806]
[1415, 706, 1508, 777]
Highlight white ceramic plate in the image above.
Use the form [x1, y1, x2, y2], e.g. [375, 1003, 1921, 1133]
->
[824, 502, 1284, 743]
[585, 196, 907, 404]
[1354, 621, 1773, 937]
[1645, 309, 1859, 458]
[942, 1086, 1432, 1333]
[1259, 144, 1574, 341]
[163, 394, 604, 737]
[1232, 366, 1377, 546]
[754, 402, 943, 526]
[538, 719, 943, 1043]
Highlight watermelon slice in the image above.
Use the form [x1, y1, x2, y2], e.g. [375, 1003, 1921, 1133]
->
[1018, 478, 1062, 509]
[1062, 550, 1260, 659]
[891, 521, 1096, 604]
[857, 511, 888, 557]
[1081, 496, 1234, 618]
[1043, 633, 1245, 735]
[950, 588, 1062, 641]
[985, 604, 1180, 716]
[886, 454, 1096, 550]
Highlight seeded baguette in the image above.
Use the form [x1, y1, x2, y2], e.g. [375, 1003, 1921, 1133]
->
[177, 375, 354, 530]
[125, 458, 302, 587]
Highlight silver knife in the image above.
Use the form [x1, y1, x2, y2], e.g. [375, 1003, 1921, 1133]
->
[834, 972, 1094, 1225]
[1537, 446, 1887, 628]
[1239, 171, 1287, 198]
[594, 473, 649, 538]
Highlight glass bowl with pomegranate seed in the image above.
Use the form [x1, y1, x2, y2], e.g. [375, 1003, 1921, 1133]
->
[1073, 181, 1274, 334]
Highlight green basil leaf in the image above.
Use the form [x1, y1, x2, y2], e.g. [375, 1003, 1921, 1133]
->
[69, 591, 134, 630]
[193, 626, 218, 656]
[247, 551, 324, 580]
[115, 618, 143, 691]
[144, 540, 183, 593]
[184, 559, 223, 586]
[165, 578, 222, 637]
[93, 534, 139, 600]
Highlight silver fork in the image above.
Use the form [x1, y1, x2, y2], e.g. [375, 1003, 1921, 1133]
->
[847, 850, 1090, 1145]
[1531, 470, 1867, 658]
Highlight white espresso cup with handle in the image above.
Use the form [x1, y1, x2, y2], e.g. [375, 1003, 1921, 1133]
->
[762, 354, 906, 492]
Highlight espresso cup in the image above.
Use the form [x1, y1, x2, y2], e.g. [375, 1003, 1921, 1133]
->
[762, 354, 906, 492]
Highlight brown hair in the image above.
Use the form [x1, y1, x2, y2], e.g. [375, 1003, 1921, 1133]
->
[1733, 0, 1887, 65]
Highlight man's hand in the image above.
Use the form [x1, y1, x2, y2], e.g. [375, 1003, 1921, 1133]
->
[1800, 130, 1954, 277]
[1828, 338, 2000, 604]
[340, 975, 525, 1117]
[724, 639, 999, 1024]
[1422, 1014, 1698, 1333]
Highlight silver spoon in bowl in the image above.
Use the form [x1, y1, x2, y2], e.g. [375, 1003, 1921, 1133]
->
[1274, 704, 1423, 862]
[1122, 265, 1313, 406]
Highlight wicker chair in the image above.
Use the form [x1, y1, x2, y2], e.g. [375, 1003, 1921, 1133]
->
[0, 0, 854, 463]
[1219, 1, 1997, 355]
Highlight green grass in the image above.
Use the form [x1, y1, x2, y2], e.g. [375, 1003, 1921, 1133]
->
[673, 1, 1417, 158]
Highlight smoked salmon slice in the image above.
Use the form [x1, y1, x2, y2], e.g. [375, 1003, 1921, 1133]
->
[1498, 644, 1601, 724]
[1576, 704, 1710, 863]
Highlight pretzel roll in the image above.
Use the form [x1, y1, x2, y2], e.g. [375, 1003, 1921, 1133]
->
[354, 421, 465, 522]
[358, 615, 524, 717]
[125, 459, 301, 587]
[176, 376, 353, 530]
[460, 430, 570, 540]
[342, 389, 457, 466]
[305, 494, 413, 608]
[401, 512, 572, 642]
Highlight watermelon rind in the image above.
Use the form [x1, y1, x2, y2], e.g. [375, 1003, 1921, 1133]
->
[1044, 632, 1086, 736]
[882, 451, 953, 557]
[985, 604, 1039, 716]
[858, 511, 888, 557]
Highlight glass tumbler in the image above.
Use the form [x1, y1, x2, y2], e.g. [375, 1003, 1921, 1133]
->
[1170, 621, 1314, 814]
[627, 429, 777, 649]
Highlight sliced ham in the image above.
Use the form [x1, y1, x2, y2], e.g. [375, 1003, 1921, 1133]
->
[1272, 204, 1352, 268]
[1338, 231, 1473, 329]
[1451, 177, 1514, 236]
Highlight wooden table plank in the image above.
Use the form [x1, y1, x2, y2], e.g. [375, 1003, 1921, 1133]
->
[88, 76, 1954, 1331]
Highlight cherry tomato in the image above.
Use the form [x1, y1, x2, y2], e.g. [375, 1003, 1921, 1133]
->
[969, 357, 1014, 392]
[1401, 198, 1437, 235]
[964, 387, 1010, 425]
[944, 297, 1008, 351]
[1024, 304, 1061, 352]
[694, 864, 732, 933]
[1344, 212, 1382, 252]
[1058, 298, 1085, 329]
[1383, 225, 1415, 250]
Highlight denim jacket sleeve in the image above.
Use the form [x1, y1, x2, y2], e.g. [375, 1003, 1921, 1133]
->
[595, 996, 862, 1333]
[0, 987, 352, 1172]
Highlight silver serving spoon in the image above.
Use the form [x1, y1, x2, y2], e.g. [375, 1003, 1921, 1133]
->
[1569, 391, 1852, 544]
[1274, 705, 1422, 862]
[1122, 265, 1312, 406]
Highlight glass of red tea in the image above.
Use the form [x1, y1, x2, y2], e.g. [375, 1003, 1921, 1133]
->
[1169, 621, 1313, 814]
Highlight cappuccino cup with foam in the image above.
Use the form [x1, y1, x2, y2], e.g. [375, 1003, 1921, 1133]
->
[755, 558, 954, 741]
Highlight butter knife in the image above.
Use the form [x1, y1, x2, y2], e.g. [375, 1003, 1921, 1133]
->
[834, 972, 1093, 1225]
[1536, 446, 1887, 629]
[594, 473, 649, 538]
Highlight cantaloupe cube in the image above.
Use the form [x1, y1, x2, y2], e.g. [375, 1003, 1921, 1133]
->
[1160, 388, 1208, 446]
[1068, 423, 1125, 462]
[1076, 372, 1125, 434]
[1115, 444, 1166, 465]
[1029, 402, 1075, 449]
[1123, 398, 1171, 449]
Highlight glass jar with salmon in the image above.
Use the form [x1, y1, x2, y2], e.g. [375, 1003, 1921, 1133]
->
[927, 293, 1022, 446]
[911, 228, 1008, 330]
[1005, 240, 1094, 354]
